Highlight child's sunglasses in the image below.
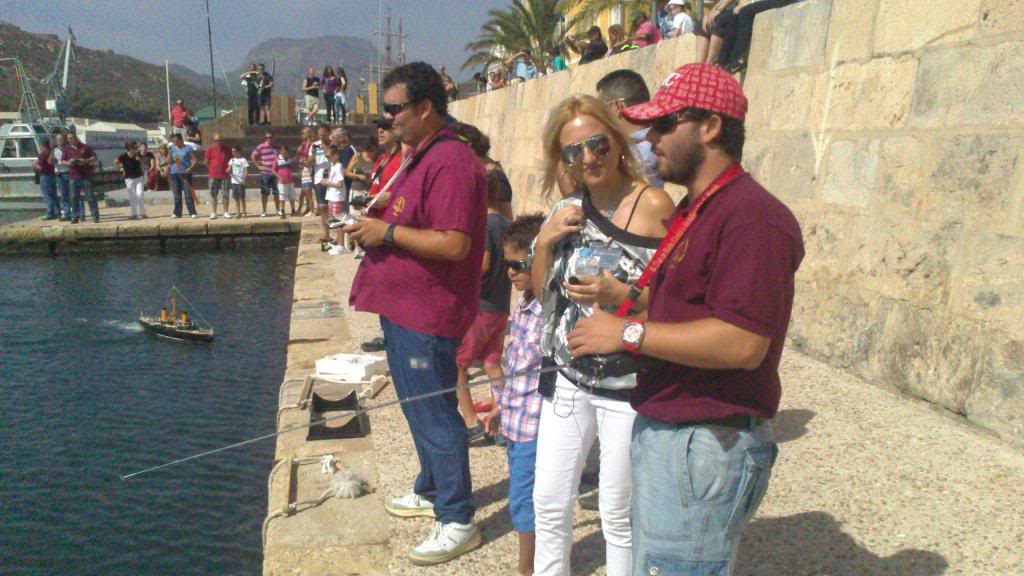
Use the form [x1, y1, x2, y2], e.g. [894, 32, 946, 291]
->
[505, 259, 529, 272]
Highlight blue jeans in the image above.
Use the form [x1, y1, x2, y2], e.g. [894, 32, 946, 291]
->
[70, 178, 99, 220]
[631, 415, 777, 576]
[381, 316, 474, 525]
[169, 173, 197, 217]
[506, 439, 537, 533]
[55, 173, 71, 218]
[38, 174, 60, 218]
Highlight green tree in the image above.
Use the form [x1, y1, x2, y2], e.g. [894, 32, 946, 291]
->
[462, 0, 579, 72]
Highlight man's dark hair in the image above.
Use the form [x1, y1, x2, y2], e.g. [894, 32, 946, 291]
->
[172, 133, 183, 140]
[596, 69, 651, 107]
[684, 108, 746, 161]
[588, 25, 602, 38]
[503, 213, 545, 250]
[382, 61, 448, 117]
[451, 122, 490, 158]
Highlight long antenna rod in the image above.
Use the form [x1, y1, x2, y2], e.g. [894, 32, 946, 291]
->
[120, 365, 562, 480]
[165, 60, 172, 137]
[205, 0, 217, 118]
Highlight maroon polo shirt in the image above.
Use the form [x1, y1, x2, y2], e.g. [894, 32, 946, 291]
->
[66, 143, 96, 180]
[632, 172, 804, 423]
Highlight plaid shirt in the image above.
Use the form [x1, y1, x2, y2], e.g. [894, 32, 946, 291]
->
[496, 295, 544, 442]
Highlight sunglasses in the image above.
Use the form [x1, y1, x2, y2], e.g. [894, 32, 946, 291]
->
[505, 259, 529, 272]
[382, 101, 415, 117]
[560, 134, 612, 166]
[649, 110, 707, 135]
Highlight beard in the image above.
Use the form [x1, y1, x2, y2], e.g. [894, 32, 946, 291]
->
[658, 135, 706, 186]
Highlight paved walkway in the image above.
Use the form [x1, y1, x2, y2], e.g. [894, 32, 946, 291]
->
[324, 251, 1024, 576]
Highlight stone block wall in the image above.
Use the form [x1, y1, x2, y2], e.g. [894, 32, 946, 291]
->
[450, 0, 1024, 446]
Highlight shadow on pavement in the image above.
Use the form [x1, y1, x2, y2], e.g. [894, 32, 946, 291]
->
[736, 511, 948, 575]
[773, 408, 816, 444]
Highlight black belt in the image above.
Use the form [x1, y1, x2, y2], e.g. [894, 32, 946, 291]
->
[681, 415, 758, 429]
[562, 370, 633, 402]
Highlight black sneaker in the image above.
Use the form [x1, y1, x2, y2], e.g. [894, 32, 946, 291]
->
[360, 337, 386, 352]
[466, 422, 486, 443]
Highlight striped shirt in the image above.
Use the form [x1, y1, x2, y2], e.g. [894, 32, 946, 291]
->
[496, 295, 544, 442]
[170, 106, 189, 128]
[253, 141, 281, 176]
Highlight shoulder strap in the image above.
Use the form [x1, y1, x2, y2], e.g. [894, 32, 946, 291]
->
[624, 185, 650, 232]
[582, 189, 662, 250]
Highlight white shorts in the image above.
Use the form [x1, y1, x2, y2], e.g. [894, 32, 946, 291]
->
[304, 95, 319, 111]
[277, 181, 297, 201]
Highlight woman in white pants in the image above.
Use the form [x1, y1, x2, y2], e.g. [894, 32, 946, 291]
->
[115, 141, 147, 219]
[530, 95, 675, 575]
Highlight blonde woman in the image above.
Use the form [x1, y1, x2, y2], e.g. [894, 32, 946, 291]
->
[530, 95, 675, 576]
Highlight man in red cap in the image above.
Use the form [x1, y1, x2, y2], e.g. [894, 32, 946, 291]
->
[568, 63, 804, 574]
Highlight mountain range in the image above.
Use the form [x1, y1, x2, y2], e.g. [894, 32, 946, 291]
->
[0, 22, 377, 123]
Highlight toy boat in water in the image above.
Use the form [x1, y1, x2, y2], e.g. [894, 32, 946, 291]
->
[139, 287, 214, 342]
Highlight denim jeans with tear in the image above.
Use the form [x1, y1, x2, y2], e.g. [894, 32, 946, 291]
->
[631, 414, 777, 576]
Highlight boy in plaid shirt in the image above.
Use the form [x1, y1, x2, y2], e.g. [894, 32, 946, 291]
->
[486, 213, 545, 576]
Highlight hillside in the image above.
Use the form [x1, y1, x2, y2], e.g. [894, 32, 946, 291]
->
[234, 36, 377, 97]
[0, 22, 222, 123]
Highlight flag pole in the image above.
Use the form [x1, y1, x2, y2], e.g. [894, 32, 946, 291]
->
[165, 60, 172, 139]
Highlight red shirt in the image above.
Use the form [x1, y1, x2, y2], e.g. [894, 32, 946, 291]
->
[631, 173, 804, 423]
[36, 147, 55, 175]
[368, 147, 403, 197]
[66, 143, 96, 179]
[349, 128, 488, 339]
[170, 106, 189, 128]
[204, 144, 231, 179]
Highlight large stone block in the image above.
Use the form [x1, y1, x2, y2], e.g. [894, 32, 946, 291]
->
[874, 0, 981, 54]
[980, 0, 1024, 36]
[826, 0, 879, 62]
[767, 0, 833, 71]
[868, 300, 987, 414]
[822, 139, 879, 207]
[824, 56, 917, 129]
[910, 42, 1024, 129]
[742, 134, 819, 203]
[745, 71, 823, 130]
[965, 337, 1024, 445]
[787, 280, 883, 373]
[949, 232, 1024, 334]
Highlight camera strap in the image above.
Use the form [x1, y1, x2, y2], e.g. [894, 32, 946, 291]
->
[616, 163, 744, 318]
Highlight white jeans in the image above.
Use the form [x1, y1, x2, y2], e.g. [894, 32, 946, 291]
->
[125, 176, 146, 217]
[533, 374, 635, 576]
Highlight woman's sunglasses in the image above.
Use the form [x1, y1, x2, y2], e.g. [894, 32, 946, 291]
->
[505, 259, 529, 272]
[560, 134, 612, 166]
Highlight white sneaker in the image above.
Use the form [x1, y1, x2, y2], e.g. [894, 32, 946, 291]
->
[223, 212, 234, 219]
[408, 521, 481, 566]
[384, 492, 435, 518]
[190, 214, 197, 219]
[328, 245, 348, 256]
[170, 215, 180, 219]
[260, 212, 268, 217]
[209, 213, 217, 220]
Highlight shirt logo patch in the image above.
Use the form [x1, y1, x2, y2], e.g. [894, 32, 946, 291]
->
[392, 197, 406, 217]
[669, 238, 690, 268]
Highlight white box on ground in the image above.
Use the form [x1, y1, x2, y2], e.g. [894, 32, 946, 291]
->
[315, 353, 388, 381]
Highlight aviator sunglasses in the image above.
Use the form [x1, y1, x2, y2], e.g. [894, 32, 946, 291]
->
[504, 259, 529, 272]
[560, 134, 612, 166]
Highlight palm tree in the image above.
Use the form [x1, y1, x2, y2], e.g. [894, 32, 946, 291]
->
[462, 0, 579, 72]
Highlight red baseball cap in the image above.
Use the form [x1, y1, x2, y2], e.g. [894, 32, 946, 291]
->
[622, 63, 748, 124]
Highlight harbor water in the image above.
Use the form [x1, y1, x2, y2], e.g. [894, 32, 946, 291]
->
[0, 245, 296, 575]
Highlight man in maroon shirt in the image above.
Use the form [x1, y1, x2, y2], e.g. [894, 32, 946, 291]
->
[344, 62, 487, 566]
[65, 132, 99, 224]
[568, 63, 804, 574]
[204, 134, 231, 218]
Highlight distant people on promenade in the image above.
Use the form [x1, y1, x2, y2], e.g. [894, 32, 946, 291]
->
[296, 126, 315, 216]
[167, 133, 197, 219]
[367, 117, 402, 202]
[505, 52, 539, 83]
[335, 67, 349, 124]
[345, 61, 487, 566]
[170, 99, 191, 136]
[241, 63, 260, 126]
[345, 137, 378, 209]
[302, 67, 321, 125]
[114, 141, 147, 219]
[666, 0, 695, 38]
[185, 123, 202, 151]
[64, 132, 99, 224]
[565, 26, 609, 64]
[719, 0, 802, 72]
[227, 145, 249, 218]
[608, 24, 639, 56]
[205, 134, 232, 219]
[257, 63, 274, 125]
[322, 67, 340, 124]
[696, 0, 739, 64]
[547, 45, 568, 73]
[628, 13, 659, 47]
[307, 124, 333, 242]
[252, 129, 283, 217]
[323, 145, 348, 255]
[34, 138, 59, 220]
[52, 133, 72, 220]
[156, 143, 171, 191]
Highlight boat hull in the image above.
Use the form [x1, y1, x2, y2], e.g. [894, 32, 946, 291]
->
[139, 316, 214, 342]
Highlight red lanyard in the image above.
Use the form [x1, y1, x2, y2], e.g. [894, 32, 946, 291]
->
[615, 163, 744, 318]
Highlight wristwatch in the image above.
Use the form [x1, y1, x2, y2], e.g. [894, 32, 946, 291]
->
[622, 320, 646, 355]
[383, 223, 398, 248]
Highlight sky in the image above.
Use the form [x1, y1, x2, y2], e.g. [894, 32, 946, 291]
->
[3, 0, 511, 80]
